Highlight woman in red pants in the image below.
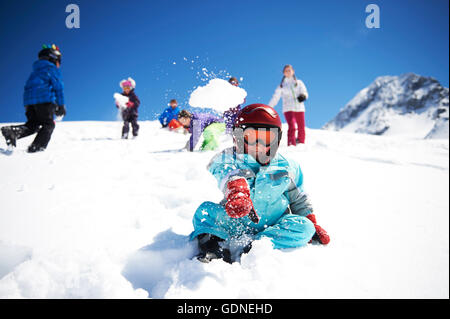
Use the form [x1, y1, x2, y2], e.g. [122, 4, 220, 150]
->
[268, 65, 308, 146]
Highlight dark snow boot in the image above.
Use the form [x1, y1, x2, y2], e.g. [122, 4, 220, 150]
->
[2, 125, 36, 148]
[196, 234, 232, 264]
[1, 126, 29, 148]
[1, 127, 17, 147]
[27, 144, 45, 153]
[121, 132, 129, 139]
[242, 242, 252, 254]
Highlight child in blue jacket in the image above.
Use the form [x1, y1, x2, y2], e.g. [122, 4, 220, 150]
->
[159, 99, 180, 128]
[1, 44, 66, 153]
[191, 104, 330, 263]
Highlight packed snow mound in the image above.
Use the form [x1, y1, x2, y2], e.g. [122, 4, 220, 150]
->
[188, 78, 247, 112]
[0, 121, 448, 298]
[323, 73, 449, 139]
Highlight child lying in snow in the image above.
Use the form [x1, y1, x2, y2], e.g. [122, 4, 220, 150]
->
[190, 104, 330, 263]
[178, 110, 225, 152]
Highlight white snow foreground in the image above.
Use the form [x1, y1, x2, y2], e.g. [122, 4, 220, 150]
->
[0, 121, 448, 298]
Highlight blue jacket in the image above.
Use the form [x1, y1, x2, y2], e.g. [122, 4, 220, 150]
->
[159, 106, 180, 127]
[23, 60, 64, 107]
[207, 148, 313, 232]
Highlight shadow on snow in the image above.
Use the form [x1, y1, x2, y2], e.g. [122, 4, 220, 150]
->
[122, 228, 219, 298]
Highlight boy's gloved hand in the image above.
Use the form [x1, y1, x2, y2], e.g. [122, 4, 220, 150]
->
[126, 101, 134, 108]
[225, 177, 260, 223]
[55, 105, 66, 117]
[306, 214, 330, 245]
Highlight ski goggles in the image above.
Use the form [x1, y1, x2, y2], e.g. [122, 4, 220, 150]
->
[243, 127, 279, 147]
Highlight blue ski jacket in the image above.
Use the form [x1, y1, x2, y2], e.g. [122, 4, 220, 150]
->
[190, 147, 316, 248]
[23, 60, 65, 107]
[159, 106, 180, 127]
[209, 148, 313, 230]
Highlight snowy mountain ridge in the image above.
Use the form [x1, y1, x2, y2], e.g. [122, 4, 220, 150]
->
[323, 73, 449, 139]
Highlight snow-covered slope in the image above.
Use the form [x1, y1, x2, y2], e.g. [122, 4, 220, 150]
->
[324, 73, 449, 139]
[0, 121, 448, 298]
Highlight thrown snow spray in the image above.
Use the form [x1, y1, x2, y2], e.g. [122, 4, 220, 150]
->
[188, 78, 247, 112]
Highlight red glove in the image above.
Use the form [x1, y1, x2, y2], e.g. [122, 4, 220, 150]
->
[225, 177, 259, 223]
[126, 101, 134, 108]
[306, 214, 330, 245]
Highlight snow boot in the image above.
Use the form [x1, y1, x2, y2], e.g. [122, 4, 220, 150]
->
[242, 242, 252, 254]
[2, 125, 34, 148]
[27, 144, 45, 153]
[196, 234, 232, 264]
[121, 132, 129, 139]
[2, 126, 19, 147]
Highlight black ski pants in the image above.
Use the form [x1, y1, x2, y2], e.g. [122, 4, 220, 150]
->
[15, 103, 55, 149]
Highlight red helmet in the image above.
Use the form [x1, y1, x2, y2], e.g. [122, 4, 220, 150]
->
[233, 103, 282, 130]
[232, 104, 283, 165]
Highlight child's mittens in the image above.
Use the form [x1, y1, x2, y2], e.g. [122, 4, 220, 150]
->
[225, 177, 259, 223]
[126, 101, 134, 108]
[306, 213, 330, 245]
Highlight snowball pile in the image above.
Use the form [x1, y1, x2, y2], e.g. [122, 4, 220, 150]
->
[113, 93, 129, 110]
[189, 78, 247, 112]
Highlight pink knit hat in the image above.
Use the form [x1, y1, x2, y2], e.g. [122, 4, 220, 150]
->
[122, 81, 132, 88]
[119, 77, 136, 89]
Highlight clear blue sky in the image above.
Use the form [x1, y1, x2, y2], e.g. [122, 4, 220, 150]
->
[0, 0, 448, 128]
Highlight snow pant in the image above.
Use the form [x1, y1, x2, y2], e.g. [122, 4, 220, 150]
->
[284, 111, 305, 146]
[7, 103, 55, 149]
[190, 201, 316, 249]
[201, 123, 226, 151]
[122, 113, 139, 137]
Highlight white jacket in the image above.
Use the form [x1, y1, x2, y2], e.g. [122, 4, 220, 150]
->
[268, 77, 308, 112]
